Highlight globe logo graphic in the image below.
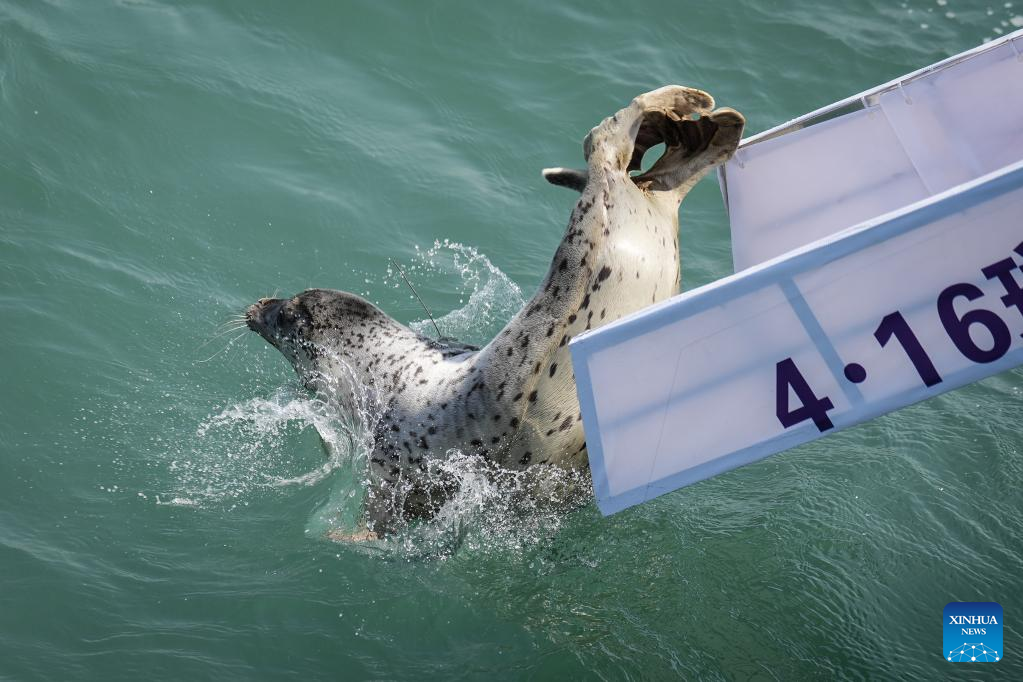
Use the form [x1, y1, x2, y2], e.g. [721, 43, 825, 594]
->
[947, 643, 999, 662]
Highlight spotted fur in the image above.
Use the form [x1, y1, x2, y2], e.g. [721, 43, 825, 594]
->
[247, 86, 744, 534]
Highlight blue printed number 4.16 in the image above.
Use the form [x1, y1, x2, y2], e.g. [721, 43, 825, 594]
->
[776, 241, 1023, 433]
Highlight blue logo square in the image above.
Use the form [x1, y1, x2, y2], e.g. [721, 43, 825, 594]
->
[944, 602, 1002, 662]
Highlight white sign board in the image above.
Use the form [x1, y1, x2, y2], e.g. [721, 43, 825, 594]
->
[722, 31, 1023, 271]
[571, 31, 1023, 516]
[572, 163, 1023, 515]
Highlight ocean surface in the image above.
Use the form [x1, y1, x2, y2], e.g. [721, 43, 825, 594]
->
[2, 1, 1021, 679]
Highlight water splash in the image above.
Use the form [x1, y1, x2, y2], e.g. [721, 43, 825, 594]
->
[163, 386, 364, 506]
[307, 451, 593, 560]
[173, 242, 586, 556]
[395, 455, 593, 560]
[390, 239, 525, 345]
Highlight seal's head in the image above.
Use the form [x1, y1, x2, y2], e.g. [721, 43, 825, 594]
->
[246, 288, 392, 378]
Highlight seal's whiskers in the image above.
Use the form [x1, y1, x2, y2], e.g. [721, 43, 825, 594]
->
[196, 321, 249, 352]
[196, 330, 248, 364]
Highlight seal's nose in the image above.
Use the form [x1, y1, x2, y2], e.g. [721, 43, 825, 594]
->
[245, 302, 263, 330]
[246, 297, 282, 334]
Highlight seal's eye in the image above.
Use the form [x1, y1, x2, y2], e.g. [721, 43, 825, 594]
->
[278, 306, 298, 327]
[277, 298, 314, 332]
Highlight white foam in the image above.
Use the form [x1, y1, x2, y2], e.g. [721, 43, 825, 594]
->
[396, 240, 525, 345]
[165, 383, 372, 505]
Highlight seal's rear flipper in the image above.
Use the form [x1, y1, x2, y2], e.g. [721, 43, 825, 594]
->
[628, 107, 745, 195]
[542, 167, 589, 193]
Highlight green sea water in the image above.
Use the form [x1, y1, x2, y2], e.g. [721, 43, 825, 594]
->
[2, 1, 1022, 679]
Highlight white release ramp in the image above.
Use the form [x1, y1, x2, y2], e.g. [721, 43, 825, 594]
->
[570, 30, 1023, 516]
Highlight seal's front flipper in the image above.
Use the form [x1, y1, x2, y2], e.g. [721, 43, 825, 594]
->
[326, 527, 380, 543]
[428, 336, 480, 353]
[542, 167, 589, 193]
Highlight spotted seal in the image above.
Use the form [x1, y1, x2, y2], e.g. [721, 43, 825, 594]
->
[246, 86, 744, 536]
